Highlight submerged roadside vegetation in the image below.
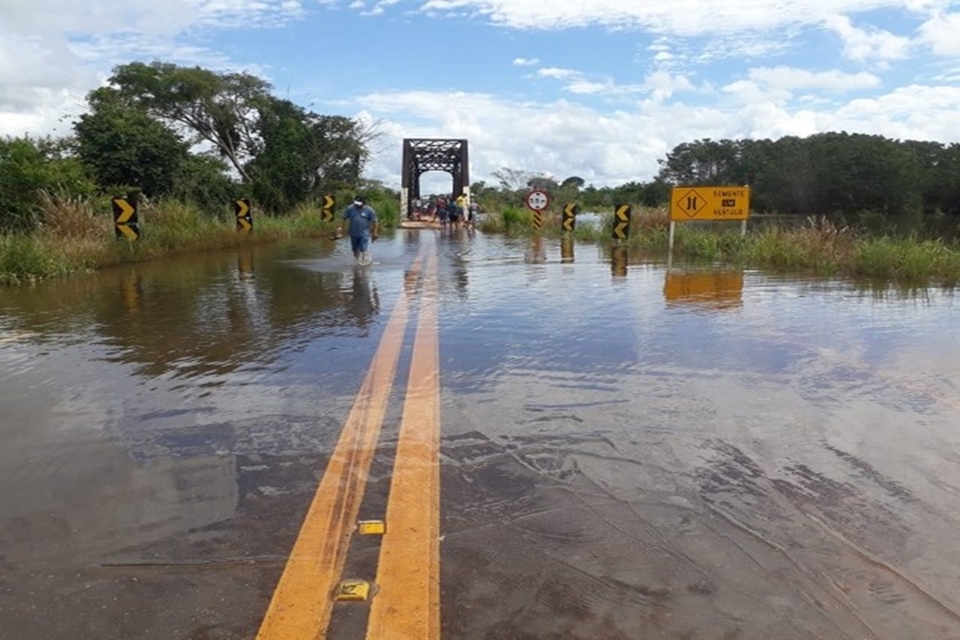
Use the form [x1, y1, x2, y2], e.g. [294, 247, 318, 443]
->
[2, 57, 959, 287]
[478, 206, 960, 287]
[0, 192, 396, 285]
[3, 197, 959, 287]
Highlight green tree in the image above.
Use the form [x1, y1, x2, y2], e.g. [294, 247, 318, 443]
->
[0, 136, 96, 232]
[171, 153, 240, 213]
[94, 61, 372, 212]
[99, 61, 273, 183]
[491, 167, 537, 191]
[74, 96, 190, 197]
[246, 97, 368, 212]
[658, 138, 745, 185]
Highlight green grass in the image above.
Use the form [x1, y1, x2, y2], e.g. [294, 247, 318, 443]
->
[478, 207, 960, 287]
[672, 217, 960, 286]
[1, 194, 342, 285]
[6, 197, 960, 288]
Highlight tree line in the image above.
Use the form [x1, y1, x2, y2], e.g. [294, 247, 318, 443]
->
[472, 134, 960, 220]
[0, 61, 376, 232]
[3, 59, 960, 234]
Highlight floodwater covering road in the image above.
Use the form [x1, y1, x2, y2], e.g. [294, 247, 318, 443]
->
[0, 229, 958, 639]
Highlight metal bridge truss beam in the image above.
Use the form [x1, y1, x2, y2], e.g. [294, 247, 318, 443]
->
[400, 138, 469, 218]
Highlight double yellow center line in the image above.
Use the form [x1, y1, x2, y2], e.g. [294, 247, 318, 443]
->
[257, 248, 442, 640]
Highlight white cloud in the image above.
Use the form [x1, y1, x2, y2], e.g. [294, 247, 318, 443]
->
[918, 12, 960, 56]
[534, 66, 700, 101]
[418, 0, 903, 35]
[348, 82, 960, 190]
[0, 0, 300, 132]
[4, 0, 960, 198]
[536, 67, 580, 80]
[643, 71, 696, 101]
[747, 66, 881, 93]
[822, 14, 912, 63]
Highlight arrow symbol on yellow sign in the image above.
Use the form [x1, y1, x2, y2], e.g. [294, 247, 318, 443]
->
[116, 224, 138, 241]
[114, 198, 135, 223]
[616, 205, 631, 221]
[323, 195, 335, 210]
[235, 200, 250, 217]
[614, 221, 629, 237]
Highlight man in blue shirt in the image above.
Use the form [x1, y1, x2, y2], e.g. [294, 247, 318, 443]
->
[338, 195, 379, 265]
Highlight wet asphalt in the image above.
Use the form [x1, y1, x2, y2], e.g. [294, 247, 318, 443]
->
[1, 229, 959, 639]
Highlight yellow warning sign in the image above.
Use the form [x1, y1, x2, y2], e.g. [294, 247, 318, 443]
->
[112, 196, 140, 241]
[322, 194, 336, 222]
[670, 186, 750, 221]
[612, 204, 631, 239]
[235, 199, 253, 231]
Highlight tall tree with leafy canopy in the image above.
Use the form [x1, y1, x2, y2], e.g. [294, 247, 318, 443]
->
[97, 61, 273, 183]
[245, 97, 368, 212]
[74, 93, 190, 197]
[88, 61, 373, 212]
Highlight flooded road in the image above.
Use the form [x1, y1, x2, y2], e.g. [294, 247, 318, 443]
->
[1, 230, 958, 639]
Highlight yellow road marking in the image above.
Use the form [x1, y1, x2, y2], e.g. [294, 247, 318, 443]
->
[256, 254, 424, 640]
[366, 251, 441, 640]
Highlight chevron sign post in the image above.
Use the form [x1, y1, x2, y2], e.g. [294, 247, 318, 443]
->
[612, 204, 631, 240]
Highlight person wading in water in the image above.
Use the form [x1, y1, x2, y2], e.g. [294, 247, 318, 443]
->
[338, 195, 379, 265]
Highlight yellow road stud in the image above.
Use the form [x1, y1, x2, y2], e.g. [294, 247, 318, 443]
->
[357, 520, 386, 535]
[334, 580, 371, 602]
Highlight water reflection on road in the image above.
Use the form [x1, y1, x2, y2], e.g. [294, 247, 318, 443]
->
[1, 230, 959, 639]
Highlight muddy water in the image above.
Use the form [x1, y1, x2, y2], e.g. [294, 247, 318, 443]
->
[1, 230, 958, 639]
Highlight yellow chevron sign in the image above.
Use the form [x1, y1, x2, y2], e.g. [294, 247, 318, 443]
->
[562, 203, 578, 232]
[321, 194, 336, 222]
[612, 204, 631, 239]
[235, 199, 252, 231]
[112, 197, 140, 241]
[114, 198, 135, 223]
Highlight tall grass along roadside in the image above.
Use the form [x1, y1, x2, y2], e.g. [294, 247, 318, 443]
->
[1, 193, 341, 285]
[479, 208, 960, 287]
[5, 197, 959, 288]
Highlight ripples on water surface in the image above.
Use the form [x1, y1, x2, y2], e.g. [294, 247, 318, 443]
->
[1, 231, 959, 639]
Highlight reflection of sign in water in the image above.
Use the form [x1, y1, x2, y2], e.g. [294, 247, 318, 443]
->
[561, 236, 574, 263]
[664, 271, 744, 309]
[526, 235, 546, 263]
[611, 245, 627, 277]
[670, 186, 751, 221]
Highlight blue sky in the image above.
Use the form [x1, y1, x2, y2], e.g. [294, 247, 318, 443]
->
[2, 1, 959, 193]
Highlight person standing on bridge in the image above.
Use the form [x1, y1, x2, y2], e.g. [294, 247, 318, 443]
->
[338, 195, 378, 265]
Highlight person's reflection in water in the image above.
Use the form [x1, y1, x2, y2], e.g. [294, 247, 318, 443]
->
[345, 265, 380, 330]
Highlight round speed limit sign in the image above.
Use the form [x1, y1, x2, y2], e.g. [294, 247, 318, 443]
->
[525, 189, 550, 212]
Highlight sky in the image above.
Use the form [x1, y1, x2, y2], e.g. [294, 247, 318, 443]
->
[2, 1, 960, 193]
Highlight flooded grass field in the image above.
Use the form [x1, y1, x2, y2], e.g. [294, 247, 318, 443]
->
[1, 229, 958, 639]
